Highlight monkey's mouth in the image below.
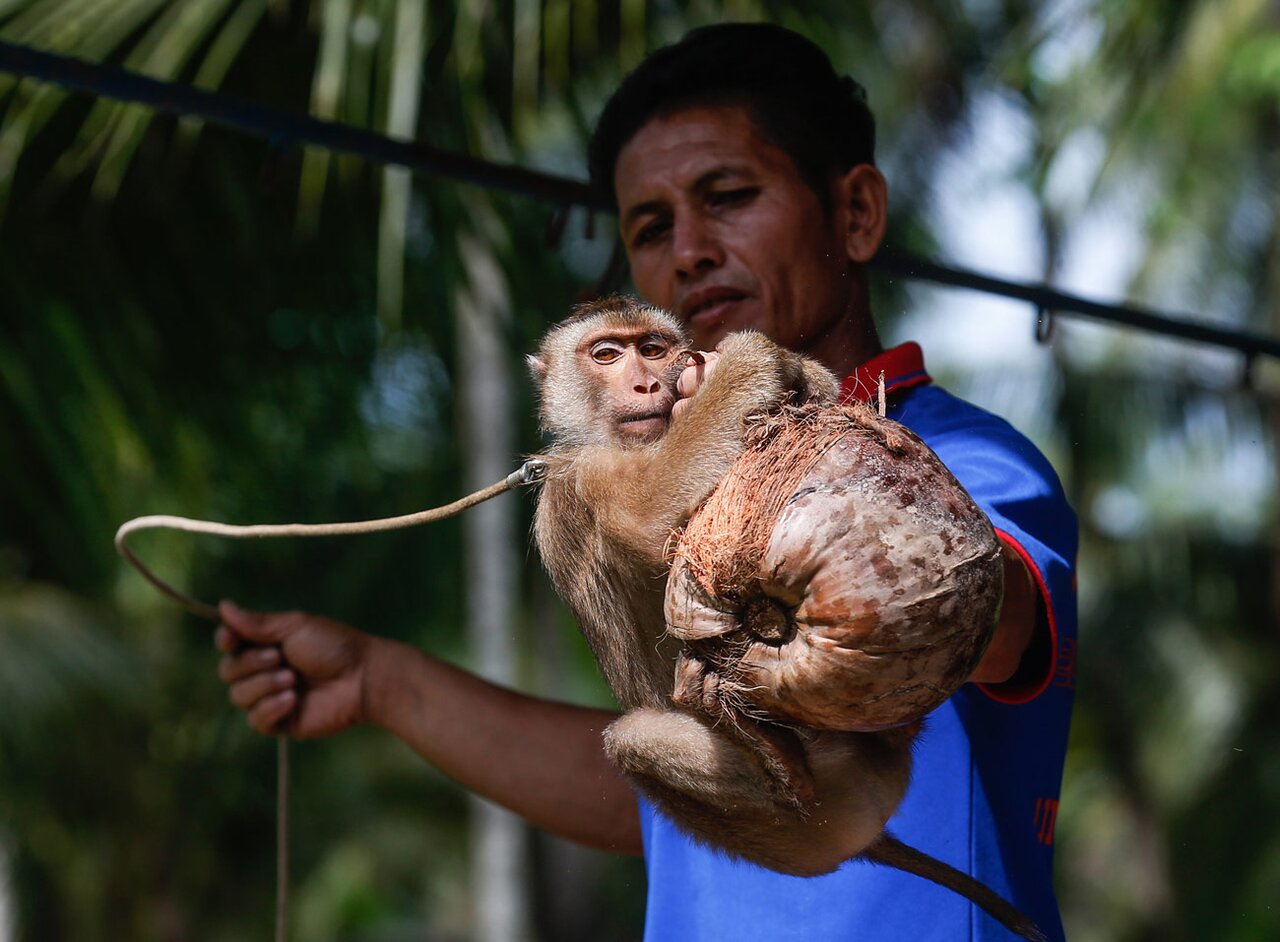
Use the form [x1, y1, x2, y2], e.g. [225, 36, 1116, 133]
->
[617, 411, 670, 442]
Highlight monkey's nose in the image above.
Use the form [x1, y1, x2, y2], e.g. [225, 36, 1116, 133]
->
[634, 380, 661, 394]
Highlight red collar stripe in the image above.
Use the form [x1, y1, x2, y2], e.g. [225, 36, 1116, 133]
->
[840, 341, 932, 404]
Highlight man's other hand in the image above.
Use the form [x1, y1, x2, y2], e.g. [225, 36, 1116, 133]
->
[215, 601, 371, 738]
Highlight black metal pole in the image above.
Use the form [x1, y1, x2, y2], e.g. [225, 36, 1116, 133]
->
[3, 38, 1277, 362]
[874, 249, 1280, 361]
[0, 39, 606, 210]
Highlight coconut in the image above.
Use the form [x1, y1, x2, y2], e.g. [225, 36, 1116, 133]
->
[665, 401, 1003, 732]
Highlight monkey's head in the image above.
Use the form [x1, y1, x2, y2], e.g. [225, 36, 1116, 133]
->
[529, 297, 690, 448]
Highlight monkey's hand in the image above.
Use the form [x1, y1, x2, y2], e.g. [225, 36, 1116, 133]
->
[694, 331, 837, 421]
[671, 349, 721, 421]
[215, 601, 372, 739]
[674, 334, 839, 424]
[798, 357, 841, 404]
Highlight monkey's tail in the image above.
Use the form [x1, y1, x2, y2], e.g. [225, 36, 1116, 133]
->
[862, 833, 1049, 942]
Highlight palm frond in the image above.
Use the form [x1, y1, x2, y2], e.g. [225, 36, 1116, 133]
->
[0, 582, 143, 754]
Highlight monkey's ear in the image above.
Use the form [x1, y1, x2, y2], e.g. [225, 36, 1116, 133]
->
[526, 354, 548, 384]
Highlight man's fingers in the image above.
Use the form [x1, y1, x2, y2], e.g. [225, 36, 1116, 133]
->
[229, 667, 296, 712]
[218, 600, 294, 642]
[247, 689, 297, 736]
[214, 625, 238, 654]
[218, 645, 281, 683]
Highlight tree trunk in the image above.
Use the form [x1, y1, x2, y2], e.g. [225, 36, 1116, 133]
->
[1268, 190, 1280, 647]
[0, 835, 13, 942]
[530, 575, 610, 941]
[456, 230, 531, 942]
[375, 0, 426, 332]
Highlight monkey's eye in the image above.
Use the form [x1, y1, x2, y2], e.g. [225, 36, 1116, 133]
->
[639, 342, 669, 359]
[591, 343, 624, 363]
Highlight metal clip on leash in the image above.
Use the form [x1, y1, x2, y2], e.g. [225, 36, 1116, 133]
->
[113, 458, 549, 942]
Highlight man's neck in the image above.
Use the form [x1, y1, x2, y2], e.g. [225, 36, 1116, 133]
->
[801, 286, 882, 379]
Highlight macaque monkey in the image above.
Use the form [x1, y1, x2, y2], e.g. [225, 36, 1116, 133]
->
[529, 297, 1045, 941]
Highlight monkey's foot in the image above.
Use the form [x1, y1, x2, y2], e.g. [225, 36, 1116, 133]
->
[606, 707, 814, 816]
[672, 653, 814, 806]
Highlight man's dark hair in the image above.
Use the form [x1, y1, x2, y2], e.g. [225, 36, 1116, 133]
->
[588, 23, 876, 211]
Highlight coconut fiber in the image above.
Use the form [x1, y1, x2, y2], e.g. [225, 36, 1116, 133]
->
[666, 401, 1003, 732]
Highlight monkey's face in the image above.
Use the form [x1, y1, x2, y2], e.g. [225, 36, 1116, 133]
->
[580, 326, 685, 445]
[531, 300, 691, 449]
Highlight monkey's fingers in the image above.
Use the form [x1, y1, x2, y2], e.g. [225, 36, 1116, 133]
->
[676, 350, 720, 399]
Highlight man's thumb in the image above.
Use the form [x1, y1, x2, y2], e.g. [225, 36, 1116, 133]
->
[218, 600, 280, 641]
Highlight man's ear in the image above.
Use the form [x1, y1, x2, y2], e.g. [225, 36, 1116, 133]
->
[833, 164, 888, 264]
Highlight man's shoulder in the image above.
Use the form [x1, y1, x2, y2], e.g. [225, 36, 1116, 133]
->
[891, 384, 1060, 483]
[890, 382, 1076, 553]
[893, 382, 1025, 441]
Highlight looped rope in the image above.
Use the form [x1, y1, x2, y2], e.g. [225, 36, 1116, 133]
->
[113, 457, 548, 942]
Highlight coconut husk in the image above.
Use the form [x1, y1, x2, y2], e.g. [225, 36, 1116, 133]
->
[665, 401, 1003, 732]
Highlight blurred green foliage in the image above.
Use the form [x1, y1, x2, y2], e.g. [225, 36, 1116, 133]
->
[1, 1, 1277, 940]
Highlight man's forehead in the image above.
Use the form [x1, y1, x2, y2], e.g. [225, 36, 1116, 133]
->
[614, 105, 792, 207]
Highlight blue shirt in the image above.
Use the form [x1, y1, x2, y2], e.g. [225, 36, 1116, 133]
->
[639, 343, 1078, 941]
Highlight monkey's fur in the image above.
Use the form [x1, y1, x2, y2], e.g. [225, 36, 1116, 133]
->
[529, 297, 1046, 941]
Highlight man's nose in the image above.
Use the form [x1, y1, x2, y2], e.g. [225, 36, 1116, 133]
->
[673, 215, 724, 277]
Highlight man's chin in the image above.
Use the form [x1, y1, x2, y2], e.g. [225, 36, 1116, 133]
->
[686, 298, 756, 348]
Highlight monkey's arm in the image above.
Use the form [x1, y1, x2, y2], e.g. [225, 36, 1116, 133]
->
[535, 473, 681, 707]
[673, 344, 838, 418]
[650, 331, 836, 512]
[668, 331, 836, 447]
[583, 333, 838, 560]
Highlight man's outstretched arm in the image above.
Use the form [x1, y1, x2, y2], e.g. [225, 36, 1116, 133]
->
[215, 602, 643, 856]
[967, 544, 1038, 685]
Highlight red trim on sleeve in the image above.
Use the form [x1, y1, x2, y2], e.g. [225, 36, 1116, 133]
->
[976, 530, 1059, 706]
[839, 342, 932, 404]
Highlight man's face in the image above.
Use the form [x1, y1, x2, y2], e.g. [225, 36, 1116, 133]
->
[614, 104, 854, 352]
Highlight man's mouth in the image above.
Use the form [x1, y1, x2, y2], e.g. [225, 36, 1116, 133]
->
[682, 290, 747, 323]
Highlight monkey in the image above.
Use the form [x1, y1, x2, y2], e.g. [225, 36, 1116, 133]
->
[528, 296, 1047, 942]
[529, 295, 838, 712]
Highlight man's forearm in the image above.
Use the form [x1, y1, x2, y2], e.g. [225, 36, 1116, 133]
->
[968, 543, 1037, 684]
[363, 638, 643, 855]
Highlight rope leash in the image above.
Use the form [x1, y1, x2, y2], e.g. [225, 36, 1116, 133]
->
[113, 458, 549, 942]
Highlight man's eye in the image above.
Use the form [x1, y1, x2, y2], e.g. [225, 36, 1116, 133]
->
[710, 187, 758, 207]
[632, 219, 670, 247]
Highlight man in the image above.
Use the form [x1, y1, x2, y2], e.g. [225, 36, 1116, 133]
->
[217, 23, 1076, 940]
